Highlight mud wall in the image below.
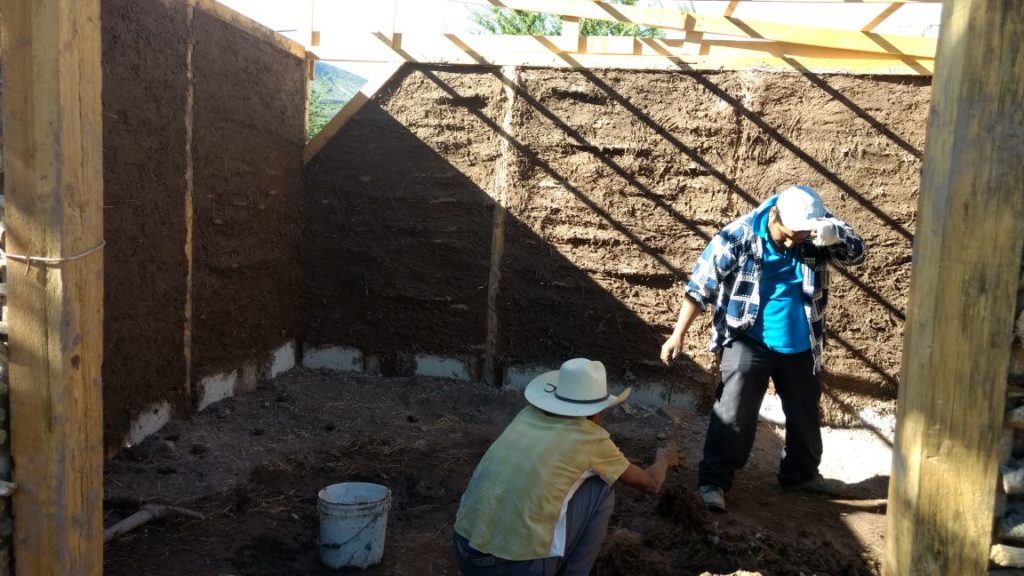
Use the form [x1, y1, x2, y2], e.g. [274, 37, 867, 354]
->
[102, 0, 190, 449]
[101, 0, 305, 450]
[303, 68, 501, 366]
[191, 11, 305, 376]
[304, 65, 930, 416]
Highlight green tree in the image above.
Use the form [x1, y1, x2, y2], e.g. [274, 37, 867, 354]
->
[307, 76, 336, 140]
[471, 7, 560, 35]
[471, 0, 663, 38]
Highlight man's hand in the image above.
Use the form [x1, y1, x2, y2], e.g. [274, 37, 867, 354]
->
[660, 334, 684, 366]
[812, 219, 842, 247]
[619, 443, 684, 494]
[656, 444, 683, 469]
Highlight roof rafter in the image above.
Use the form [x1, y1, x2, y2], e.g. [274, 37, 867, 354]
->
[456, 0, 936, 58]
[310, 31, 933, 76]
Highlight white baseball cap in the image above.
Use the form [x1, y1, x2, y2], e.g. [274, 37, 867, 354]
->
[775, 185, 826, 232]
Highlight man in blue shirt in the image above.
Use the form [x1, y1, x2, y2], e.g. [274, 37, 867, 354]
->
[660, 185, 866, 512]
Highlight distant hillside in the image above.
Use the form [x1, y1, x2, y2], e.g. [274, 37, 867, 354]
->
[308, 62, 367, 139]
[314, 62, 366, 106]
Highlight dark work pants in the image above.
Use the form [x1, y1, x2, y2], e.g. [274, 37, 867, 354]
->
[452, 475, 615, 576]
[697, 336, 823, 491]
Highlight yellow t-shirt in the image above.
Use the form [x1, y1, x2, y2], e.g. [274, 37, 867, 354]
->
[454, 406, 631, 561]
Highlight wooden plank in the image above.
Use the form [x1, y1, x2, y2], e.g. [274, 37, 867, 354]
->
[884, 1, 1024, 574]
[323, 31, 934, 60]
[484, 66, 517, 386]
[0, 0, 105, 573]
[303, 61, 404, 164]
[862, 3, 903, 33]
[686, 0, 938, 2]
[457, 0, 937, 57]
[561, 16, 584, 53]
[313, 33, 933, 75]
[562, 16, 581, 38]
[195, 0, 306, 59]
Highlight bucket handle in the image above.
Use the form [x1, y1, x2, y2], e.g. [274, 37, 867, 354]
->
[319, 517, 379, 550]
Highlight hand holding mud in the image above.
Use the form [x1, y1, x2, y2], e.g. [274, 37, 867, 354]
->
[660, 333, 684, 366]
[656, 444, 683, 470]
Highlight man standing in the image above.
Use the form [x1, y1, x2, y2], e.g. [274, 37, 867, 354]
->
[660, 185, 865, 512]
[453, 358, 682, 575]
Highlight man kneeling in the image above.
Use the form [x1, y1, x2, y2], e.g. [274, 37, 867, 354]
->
[452, 358, 682, 576]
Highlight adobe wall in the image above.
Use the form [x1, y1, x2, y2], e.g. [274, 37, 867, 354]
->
[190, 10, 305, 377]
[304, 64, 930, 419]
[101, 0, 305, 450]
[102, 0, 190, 450]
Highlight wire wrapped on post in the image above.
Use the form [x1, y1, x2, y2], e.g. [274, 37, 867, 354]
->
[1, 241, 106, 267]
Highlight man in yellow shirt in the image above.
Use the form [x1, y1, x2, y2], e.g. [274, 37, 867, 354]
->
[453, 358, 682, 575]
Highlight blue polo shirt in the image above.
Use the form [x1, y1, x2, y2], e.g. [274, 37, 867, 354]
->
[746, 199, 811, 354]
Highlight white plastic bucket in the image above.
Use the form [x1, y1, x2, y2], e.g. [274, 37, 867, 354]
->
[318, 482, 392, 569]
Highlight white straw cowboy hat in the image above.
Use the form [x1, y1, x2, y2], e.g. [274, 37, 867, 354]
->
[525, 358, 631, 417]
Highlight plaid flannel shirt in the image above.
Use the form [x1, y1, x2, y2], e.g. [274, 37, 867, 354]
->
[685, 198, 866, 374]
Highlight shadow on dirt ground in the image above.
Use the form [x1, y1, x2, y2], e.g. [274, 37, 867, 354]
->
[104, 368, 889, 576]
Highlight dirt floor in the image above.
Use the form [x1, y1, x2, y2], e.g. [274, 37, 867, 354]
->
[104, 368, 891, 575]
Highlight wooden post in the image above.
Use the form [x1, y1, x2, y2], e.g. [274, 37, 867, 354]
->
[885, 1, 1024, 575]
[310, 0, 320, 46]
[184, 0, 197, 406]
[561, 16, 584, 53]
[484, 66, 518, 386]
[0, 0, 105, 573]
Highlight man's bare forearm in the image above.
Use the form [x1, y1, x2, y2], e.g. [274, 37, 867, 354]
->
[671, 296, 702, 338]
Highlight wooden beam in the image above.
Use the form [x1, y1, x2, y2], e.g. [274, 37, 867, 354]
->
[685, 0, 939, 2]
[313, 33, 934, 75]
[195, 0, 306, 59]
[303, 62, 404, 164]
[484, 66, 517, 386]
[322, 31, 935, 59]
[862, 3, 903, 33]
[310, 0, 320, 46]
[885, 0, 1024, 574]
[0, 0, 105, 573]
[184, 1, 197, 408]
[561, 16, 585, 53]
[458, 0, 937, 57]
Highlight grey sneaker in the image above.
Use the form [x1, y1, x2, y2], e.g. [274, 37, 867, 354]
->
[787, 475, 848, 497]
[699, 485, 726, 512]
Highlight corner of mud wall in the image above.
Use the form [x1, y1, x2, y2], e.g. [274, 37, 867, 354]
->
[302, 65, 930, 418]
[189, 7, 305, 394]
[302, 65, 497, 378]
[100, 0, 306, 455]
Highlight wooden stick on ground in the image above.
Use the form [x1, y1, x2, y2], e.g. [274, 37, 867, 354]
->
[103, 504, 204, 544]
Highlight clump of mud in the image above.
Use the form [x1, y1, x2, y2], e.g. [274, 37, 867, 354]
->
[656, 483, 712, 533]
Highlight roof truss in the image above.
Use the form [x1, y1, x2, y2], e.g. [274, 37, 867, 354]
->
[310, 0, 937, 76]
